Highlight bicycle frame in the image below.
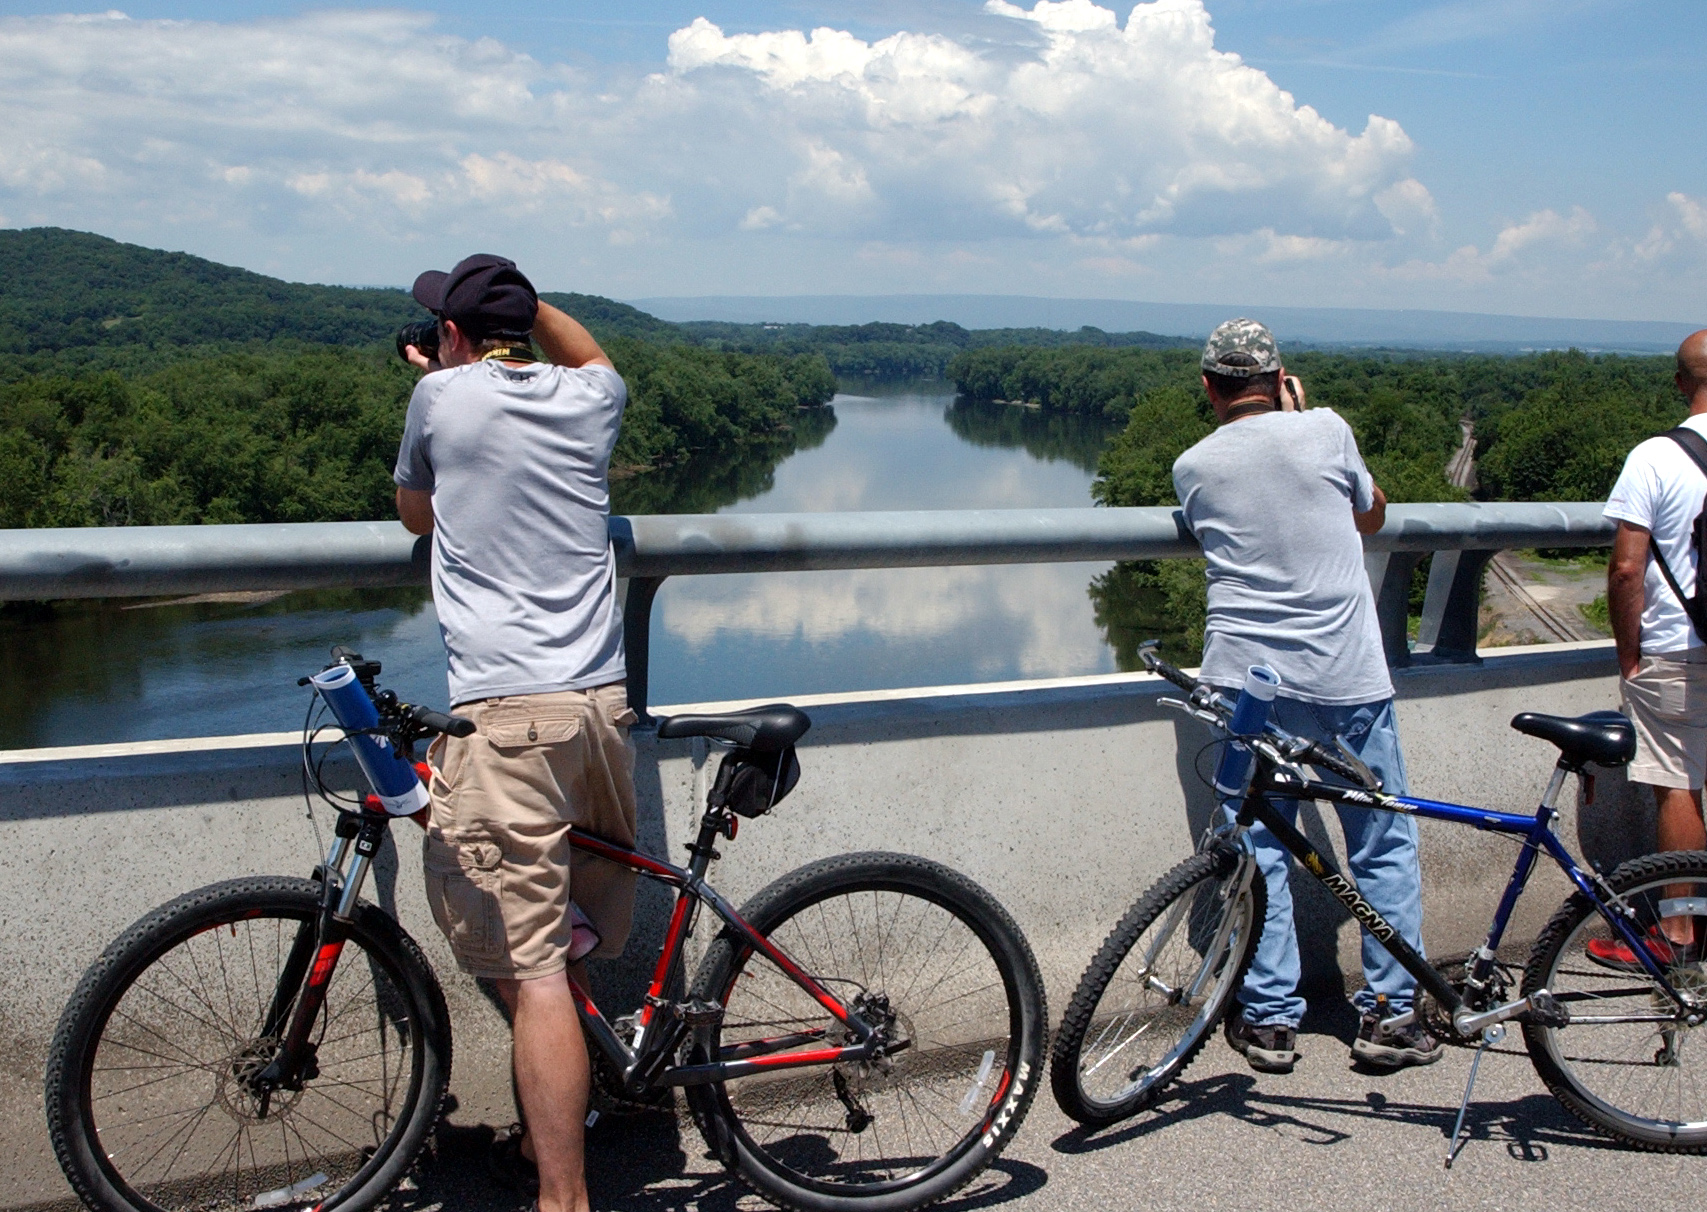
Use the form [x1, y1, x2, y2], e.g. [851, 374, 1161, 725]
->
[1234, 756, 1697, 1021]
[564, 822, 884, 1092]
[267, 803, 886, 1100]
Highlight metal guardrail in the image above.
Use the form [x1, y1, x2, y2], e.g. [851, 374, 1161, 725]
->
[0, 503, 1614, 717]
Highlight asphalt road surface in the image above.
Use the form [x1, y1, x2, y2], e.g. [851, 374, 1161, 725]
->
[347, 1010, 1707, 1212]
[14, 1009, 1701, 1212]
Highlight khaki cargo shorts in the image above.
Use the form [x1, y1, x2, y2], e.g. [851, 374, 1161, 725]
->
[422, 682, 639, 980]
[1621, 650, 1707, 790]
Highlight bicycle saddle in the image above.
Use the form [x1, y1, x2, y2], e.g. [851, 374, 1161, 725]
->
[655, 704, 811, 752]
[1510, 710, 1635, 769]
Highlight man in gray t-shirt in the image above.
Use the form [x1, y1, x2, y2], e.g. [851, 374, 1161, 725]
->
[395, 254, 633, 1212]
[1171, 318, 1439, 1075]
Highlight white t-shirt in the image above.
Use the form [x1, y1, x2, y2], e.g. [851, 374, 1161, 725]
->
[395, 360, 628, 706]
[1604, 413, 1707, 654]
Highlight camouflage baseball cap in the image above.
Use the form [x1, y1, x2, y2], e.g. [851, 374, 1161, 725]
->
[1201, 317, 1281, 377]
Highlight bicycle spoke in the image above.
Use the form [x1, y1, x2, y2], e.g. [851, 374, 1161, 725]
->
[703, 872, 1034, 1199]
[66, 892, 435, 1212]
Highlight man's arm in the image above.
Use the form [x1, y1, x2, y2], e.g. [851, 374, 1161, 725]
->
[1609, 520, 1649, 680]
[533, 301, 615, 370]
[397, 486, 434, 535]
[1353, 483, 1387, 536]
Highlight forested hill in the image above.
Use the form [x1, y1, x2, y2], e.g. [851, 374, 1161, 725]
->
[0, 229, 837, 528]
[678, 318, 1194, 380]
[0, 229, 1194, 380]
[0, 228, 680, 370]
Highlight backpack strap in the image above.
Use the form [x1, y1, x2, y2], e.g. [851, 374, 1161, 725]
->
[1664, 427, 1707, 477]
[1650, 429, 1707, 640]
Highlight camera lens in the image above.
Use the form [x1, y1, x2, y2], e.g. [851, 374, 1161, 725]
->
[396, 318, 440, 364]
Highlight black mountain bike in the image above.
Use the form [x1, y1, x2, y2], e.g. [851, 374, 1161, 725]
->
[1051, 645, 1707, 1164]
[47, 648, 1046, 1212]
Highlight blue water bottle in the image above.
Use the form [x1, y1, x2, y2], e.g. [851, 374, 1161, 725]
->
[1212, 664, 1282, 797]
[310, 663, 430, 816]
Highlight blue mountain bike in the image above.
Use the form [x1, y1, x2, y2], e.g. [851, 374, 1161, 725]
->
[1051, 645, 1707, 1163]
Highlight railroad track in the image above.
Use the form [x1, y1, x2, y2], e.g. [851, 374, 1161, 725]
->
[1445, 416, 1478, 491]
[1485, 552, 1589, 642]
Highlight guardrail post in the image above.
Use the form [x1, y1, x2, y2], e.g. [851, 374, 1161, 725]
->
[1414, 549, 1496, 663]
[621, 575, 666, 726]
[1364, 551, 1423, 668]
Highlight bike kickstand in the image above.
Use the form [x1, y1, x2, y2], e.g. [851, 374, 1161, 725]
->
[1444, 1024, 1503, 1170]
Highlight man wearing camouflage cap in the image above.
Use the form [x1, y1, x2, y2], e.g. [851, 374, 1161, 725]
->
[1172, 318, 1440, 1074]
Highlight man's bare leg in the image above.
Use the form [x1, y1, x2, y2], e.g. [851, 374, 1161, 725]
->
[1654, 785, 1707, 946]
[497, 972, 591, 1212]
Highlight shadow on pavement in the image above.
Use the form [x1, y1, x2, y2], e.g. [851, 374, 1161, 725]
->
[384, 1105, 1046, 1212]
[1051, 1069, 1611, 1164]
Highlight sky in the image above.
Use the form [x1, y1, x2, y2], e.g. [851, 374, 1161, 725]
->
[0, 0, 1701, 321]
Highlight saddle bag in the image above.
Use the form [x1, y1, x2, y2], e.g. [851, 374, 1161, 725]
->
[708, 745, 801, 818]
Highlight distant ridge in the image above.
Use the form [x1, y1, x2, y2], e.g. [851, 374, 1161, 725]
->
[0, 227, 678, 361]
[633, 294, 1698, 355]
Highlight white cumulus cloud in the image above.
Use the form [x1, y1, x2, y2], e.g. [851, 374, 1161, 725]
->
[0, 9, 665, 260]
[1387, 206, 1597, 284]
[662, 0, 1423, 242]
[3, 2, 1690, 318]
[1669, 191, 1707, 242]
[0, 1, 1427, 278]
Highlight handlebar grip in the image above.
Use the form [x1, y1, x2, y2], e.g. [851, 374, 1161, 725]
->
[1300, 739, 1380, 791]
[409, 704, 477, 738]
[1140, 647, 1197, 692]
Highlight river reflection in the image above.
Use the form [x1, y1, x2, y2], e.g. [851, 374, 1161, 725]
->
[646, 389, 1125, 706]
[2, 386, 1141, 747]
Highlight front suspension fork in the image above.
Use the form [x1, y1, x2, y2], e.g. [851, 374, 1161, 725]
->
[257, 811, 387, 1093]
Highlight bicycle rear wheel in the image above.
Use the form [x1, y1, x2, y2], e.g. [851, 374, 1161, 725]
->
[1050, 844, 1263, 1126]
[47, 876, 451, 1212]
[685, 852, 1046, 1212]
[1522, 851, 1707, 1152]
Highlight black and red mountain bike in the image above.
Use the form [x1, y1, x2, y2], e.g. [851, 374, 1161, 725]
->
[47, 647, 1046, 1212]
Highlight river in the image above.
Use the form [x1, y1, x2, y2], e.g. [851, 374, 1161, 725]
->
[0, 386, 1148, 749]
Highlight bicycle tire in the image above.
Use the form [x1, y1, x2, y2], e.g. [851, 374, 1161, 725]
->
[1522, 850, 1707, 1152]
[684, 852, 1046, 1212]
[47, 876, 452, 1212]
[1050, 845, 1263, 1126]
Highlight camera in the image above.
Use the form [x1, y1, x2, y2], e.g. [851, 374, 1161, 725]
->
[396, 318, 440, 364]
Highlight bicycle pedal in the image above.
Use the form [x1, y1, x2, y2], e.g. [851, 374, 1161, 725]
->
[1522, 990, 1570, 1029]
[672, 998, 724, 1027]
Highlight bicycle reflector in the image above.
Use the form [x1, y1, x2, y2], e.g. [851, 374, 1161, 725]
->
[310, 663, 432, 816]
[1212, 664, 1281, 797]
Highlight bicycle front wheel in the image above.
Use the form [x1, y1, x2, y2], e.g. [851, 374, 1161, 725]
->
[685, 852, 1046, 1212]
[1523, 851, 1707, 1152]
[1051, 844, 1263, 1125]
[47, 876, 451, 1212]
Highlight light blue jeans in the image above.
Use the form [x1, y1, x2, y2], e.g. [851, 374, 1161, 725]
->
[1220, 695, 1426, 1028]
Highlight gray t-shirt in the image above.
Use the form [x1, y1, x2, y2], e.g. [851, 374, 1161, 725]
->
[394, 360, 627, 706]
[1172, 408, 1392, 705]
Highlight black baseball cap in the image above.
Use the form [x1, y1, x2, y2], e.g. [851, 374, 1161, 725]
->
[411, 254, 538, 339]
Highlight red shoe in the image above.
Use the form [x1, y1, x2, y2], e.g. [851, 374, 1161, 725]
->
[1586, 927, 1698, 973]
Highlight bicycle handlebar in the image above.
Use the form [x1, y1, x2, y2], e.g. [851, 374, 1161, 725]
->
[1140, 647, 1198, 693]
[1139, 644, 1381, 792]
[408, 704, 476, 739]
